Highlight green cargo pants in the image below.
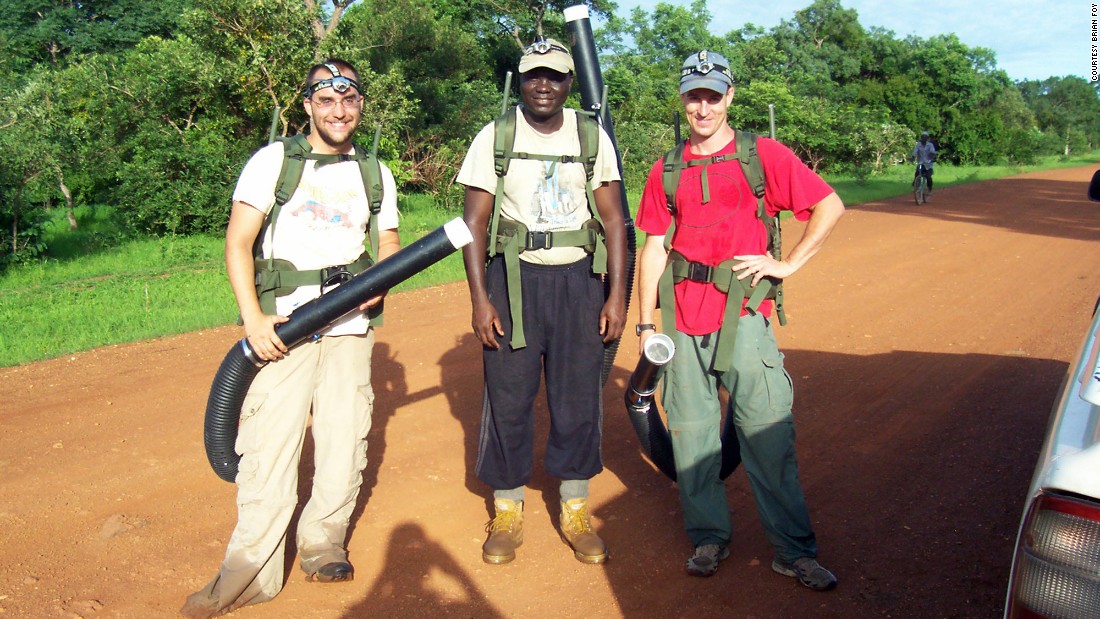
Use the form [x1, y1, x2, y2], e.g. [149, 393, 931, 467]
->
[661, 313, 818, 562]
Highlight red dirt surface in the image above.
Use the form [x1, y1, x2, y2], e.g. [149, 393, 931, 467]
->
[2, 166, 1099, 619]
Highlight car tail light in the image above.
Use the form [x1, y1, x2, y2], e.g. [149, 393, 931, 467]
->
[1006, 493, 1100, 618]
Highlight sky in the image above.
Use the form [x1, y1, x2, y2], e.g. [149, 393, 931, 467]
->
[610, 0, 1089, 82]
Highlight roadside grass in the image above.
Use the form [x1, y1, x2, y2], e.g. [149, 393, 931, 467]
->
[2, 153, 1097, 367]
[829, 152, 1100, 205]
[0, 196, 467, 367]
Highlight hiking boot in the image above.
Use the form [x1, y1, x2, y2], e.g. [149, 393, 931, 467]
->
[482, 499, 523, 564]
[559, 498, 608, 564]
[307, 561, 354, 583]
[771, 556, 837, 591]
[685, 544, 729, 577]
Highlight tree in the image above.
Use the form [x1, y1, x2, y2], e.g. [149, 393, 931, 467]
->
[0, 0, 187, 70]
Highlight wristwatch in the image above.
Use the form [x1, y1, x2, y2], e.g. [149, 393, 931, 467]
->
[635, 323, 656, 336]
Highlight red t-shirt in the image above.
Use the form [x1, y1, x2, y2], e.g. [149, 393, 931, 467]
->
[636, 135, 833, 335]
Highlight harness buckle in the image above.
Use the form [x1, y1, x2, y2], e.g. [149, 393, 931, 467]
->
[685, 261, 714, 283]
[526, 230, 553, 250]
[321, 265, 352, 293]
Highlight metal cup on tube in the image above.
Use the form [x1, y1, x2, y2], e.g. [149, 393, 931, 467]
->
[625, 333, 675, 413]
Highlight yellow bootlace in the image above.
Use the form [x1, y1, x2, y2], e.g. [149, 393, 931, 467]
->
[563, 504, 593, 534]
[486, 509, 519, 534]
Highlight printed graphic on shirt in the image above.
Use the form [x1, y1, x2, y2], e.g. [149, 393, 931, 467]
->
[527, 161, 587, 231]
[288, 182, 359, 231]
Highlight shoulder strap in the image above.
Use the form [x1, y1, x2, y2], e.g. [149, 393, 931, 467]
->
[735, 131, 766, 204]
[264, 134, 385, 261]
[487, 107, 519, 259]
[661, 141, 687, 216]
[734, 130, 786, 325]
[353, 139, 384, 263]
[274, 134, 310, 207]
[576, 111, 599, 183]
[493, 107, 519, 180]
[255, 135, 310, 265]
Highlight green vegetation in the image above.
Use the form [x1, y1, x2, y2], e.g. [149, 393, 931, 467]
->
[0, 198, 470, 367]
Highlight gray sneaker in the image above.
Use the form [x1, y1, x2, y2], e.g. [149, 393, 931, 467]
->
[771, 557, 837, 591]
[685, 544, 729, 577]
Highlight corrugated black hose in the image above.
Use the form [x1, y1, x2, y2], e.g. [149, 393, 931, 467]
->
[203, 220, 472, 482]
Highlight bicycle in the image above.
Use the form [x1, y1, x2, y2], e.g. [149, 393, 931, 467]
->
[912, 163, 930, 205]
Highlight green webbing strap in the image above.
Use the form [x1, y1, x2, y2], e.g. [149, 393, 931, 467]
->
[661, 250, 778, 373]
[493, 218, 603, 349]
[254, 252, 375, 315]
[735, 130, 786, 326]
[488, 107, 605, 349]
[497, 227, 527, 349]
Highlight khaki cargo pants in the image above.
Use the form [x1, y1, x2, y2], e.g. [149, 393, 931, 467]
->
[183, 331, 375, 617]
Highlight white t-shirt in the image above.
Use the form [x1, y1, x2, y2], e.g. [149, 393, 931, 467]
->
[457, 108, 621, 265]
[233, 141, 399, 335]
[913, 140, 936, 168]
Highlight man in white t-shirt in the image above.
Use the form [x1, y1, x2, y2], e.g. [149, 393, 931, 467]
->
[458, 38, 626, 566]
[912, 131, 937, 198]
[183, 59, 400, 619]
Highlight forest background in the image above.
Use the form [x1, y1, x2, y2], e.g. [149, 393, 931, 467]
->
[1, 0, 1098, 366]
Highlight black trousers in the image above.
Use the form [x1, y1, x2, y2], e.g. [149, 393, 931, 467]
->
[475, 256, 606, 489]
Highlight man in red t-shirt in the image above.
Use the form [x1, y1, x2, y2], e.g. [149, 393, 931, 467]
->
[635, 50, 844, 589]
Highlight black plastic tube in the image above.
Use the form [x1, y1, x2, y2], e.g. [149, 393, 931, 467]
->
[203, 219, 473, 481]
[623, 333, 741, 481]
[624, 334, 678, 479]
[565, 5, 638, 387]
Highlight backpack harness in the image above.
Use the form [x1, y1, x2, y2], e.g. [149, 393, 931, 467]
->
[252, 133, 385, 322]
[657, 130, 786, 373]
[488, 106, 606, 349]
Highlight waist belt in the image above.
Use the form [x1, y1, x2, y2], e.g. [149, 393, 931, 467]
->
[254, 252, 376, 318]
[658, 249, 780, 373]
[493, 217, 606, 349]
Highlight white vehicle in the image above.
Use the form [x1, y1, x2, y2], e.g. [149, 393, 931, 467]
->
[1002, 173, 1100, 618]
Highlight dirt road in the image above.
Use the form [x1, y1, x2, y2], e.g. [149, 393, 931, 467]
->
[2, 166, 1099, 619]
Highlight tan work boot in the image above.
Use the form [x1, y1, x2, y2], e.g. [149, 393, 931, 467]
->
[559, 498, 608, 564]
[482, 499, 523, 564]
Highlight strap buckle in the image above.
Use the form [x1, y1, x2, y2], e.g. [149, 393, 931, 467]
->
[321, 264, 352, 293]
[525, 230, 553, 250]
[685, 261, 713, 283]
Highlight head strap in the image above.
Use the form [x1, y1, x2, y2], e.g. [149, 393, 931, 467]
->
[303, 62, 361, 98]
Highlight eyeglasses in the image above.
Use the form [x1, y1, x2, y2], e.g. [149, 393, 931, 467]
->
[309, 94, 363, 110]
[523, 37, 570, 56]
[680, 50, 734, 83]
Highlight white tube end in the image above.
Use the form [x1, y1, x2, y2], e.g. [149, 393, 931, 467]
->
[643, 332, 676, 365]
[443, 217, 474, 249]
[564, 5, 590, 22]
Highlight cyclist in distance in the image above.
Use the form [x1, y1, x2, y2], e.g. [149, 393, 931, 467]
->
[912, 131, 937, 201]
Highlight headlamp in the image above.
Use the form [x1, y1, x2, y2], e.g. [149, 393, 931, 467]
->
[524, 37, 570, 56]
[302, 62, 361, 98]
[680, 50, 733, 83]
